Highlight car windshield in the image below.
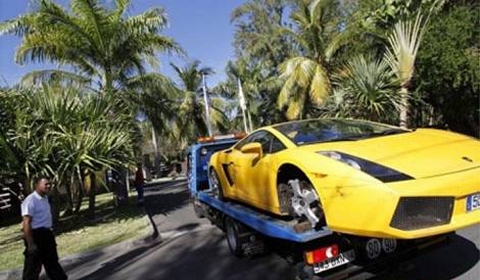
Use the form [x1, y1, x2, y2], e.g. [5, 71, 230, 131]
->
[273, 119, 409, 146]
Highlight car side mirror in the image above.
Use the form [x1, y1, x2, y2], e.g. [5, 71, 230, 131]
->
[240, 142, 263, 157]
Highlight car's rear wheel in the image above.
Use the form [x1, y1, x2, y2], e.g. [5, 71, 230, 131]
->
[209, 168, 224, 200]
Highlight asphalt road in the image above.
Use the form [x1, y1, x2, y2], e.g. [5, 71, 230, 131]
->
[28, 180, 476, 280]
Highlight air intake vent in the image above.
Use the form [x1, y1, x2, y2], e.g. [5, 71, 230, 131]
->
[390, 197, 454, 231]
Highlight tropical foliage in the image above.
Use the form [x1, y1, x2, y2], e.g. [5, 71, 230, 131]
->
[1, 0, 479, 222]
[0, 0, 179, 218]
[170, 61, 230, 144]
[277, 0, 345, 120]
[324, 55, 401, 121]
[0, 84, 136, 216]
[0, 0, 180, 95]
[227, 0, 292, 126]
[384, 13, 429, 127]
[226, 0, 478, 134]
[413, 3, 479, 136]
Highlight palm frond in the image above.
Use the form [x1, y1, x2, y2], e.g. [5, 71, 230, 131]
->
[384, 13, 429, 84]
[21, 70, 91, 87]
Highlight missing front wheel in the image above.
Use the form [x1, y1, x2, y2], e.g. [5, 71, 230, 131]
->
[287, 179, 324, 230]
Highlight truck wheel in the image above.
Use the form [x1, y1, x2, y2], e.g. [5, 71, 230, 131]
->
[192, 198, 205, 218]
[294, 262, 323, 280]
[209, 168, 224, 200]
[225, 217, 243, 257]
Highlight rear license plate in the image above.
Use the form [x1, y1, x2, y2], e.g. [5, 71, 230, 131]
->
[467, 193, 480, 212]
[313, 250, 355, 274]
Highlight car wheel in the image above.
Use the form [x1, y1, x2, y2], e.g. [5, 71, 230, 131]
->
[225, 217, 243, 257]
[209, 168, 224, 200]
[288, 179, 324, 229]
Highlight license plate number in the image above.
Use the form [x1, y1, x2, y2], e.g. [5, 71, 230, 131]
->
[313, 250, 355, 274]
[467, 193, 480, 212]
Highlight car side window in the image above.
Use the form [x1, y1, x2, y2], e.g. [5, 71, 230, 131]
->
[235, 131, 267, 150]
[270, 136, 286, 154]
[257, 135, 271, 155]
[254, 132, 286, 155]
[235, 131, 286, 155]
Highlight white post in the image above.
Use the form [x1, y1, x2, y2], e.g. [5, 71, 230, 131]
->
[237, 78, 249, 133]
[247, 110, 253, 132]
[202, 73, 213, 137]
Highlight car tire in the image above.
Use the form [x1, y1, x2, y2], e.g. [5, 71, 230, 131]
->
[209, 168, 224, 200]
[225, 217, 244, 257]
[278, 182, 294, 215]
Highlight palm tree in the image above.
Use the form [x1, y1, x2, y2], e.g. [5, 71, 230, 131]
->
[384, 13, 429, 128]
[277, 0, 347, 120]
[231, 0, 294, 72]
[230, 0, 295, 126]
[218, 59, 285, 129]
[170, 61, 228, 145]
[0, 0, 180, 97]
[325, 55, 401, 122]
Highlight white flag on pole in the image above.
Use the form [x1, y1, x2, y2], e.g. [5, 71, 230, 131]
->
[237, 78, 247, 111]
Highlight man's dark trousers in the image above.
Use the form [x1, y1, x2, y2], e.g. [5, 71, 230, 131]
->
[23, 228, 67, 280]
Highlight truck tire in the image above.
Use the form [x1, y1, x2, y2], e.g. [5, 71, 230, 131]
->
[209, 168, 224, 200]
[225, 217, 244, 257]
[294, 262, 323, 280]
[192, 198, 205, 218]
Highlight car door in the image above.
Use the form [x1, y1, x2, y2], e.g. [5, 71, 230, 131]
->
[225, 131, 268, 201]
[236, 132, 286, 211]
[217, 133, 260, 199]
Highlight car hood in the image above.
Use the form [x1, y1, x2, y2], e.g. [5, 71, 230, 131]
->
[302, 128, 480, 179]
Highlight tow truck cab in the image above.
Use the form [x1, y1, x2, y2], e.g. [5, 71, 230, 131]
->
[187, 134, 243, 196]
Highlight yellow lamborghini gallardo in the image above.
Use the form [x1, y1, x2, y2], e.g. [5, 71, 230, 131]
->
[208, 118, 480, 239]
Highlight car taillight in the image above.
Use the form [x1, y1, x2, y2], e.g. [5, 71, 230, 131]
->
[305, 244, 339, 265]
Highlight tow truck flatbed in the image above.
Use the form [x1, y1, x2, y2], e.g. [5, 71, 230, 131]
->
[198, 191, 332, 242]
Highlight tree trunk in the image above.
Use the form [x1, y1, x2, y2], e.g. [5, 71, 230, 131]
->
[49, 186, 60, 226]
[399, 87, 409, 128]
[88, 172, 96, 220]
[74, 172, 86, 213]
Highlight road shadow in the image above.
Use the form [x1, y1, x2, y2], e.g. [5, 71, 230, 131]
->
[119, 228, 296, 280]
[174, 222, 202, 232]
[143, 183, 190, 217]
[380, 233, 479, 280]
[73, 241, 162, 280]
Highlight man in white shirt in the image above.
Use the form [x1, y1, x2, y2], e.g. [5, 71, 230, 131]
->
[21, 176, 67, 280]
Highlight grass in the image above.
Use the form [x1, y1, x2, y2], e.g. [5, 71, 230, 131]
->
[0, 191, 150, 271]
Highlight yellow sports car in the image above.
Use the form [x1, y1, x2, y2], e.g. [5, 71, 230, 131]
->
[208, 118, 480, 239]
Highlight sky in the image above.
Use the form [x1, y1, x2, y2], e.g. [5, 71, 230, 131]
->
[0, 0, 245, 87]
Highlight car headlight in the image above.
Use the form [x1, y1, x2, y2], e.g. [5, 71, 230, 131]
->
[318, 151, 413, 182]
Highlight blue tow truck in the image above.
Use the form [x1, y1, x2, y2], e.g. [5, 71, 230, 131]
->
[187, 134, 451, 280]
